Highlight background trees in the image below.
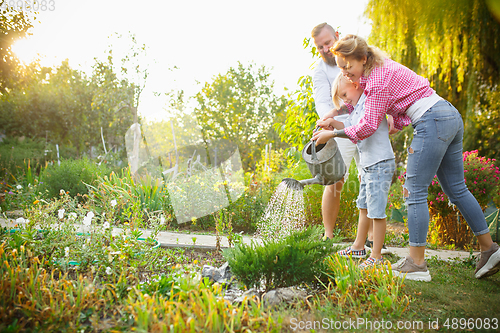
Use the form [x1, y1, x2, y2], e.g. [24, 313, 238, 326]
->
[366, 0, 500, 160]
[194, 62, 287, 171]
[0, 2, 33, 93]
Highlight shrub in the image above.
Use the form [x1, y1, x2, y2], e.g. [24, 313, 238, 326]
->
[38, 157, 112, 199]
[222, 226, 333, 291]
[427, 150, 500, 248]
[0, 137, 49, 182]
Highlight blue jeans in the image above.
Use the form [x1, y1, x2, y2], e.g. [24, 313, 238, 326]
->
[357, 159, 396, 219]
[404, 100, 490, 247]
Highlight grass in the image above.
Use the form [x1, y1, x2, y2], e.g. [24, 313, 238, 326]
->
[402, 257, 500, 331]
[1, 216, 499, 332]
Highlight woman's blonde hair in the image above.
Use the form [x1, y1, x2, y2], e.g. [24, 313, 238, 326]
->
[331, 73, 351, 109]
[331, 34, 387, 77]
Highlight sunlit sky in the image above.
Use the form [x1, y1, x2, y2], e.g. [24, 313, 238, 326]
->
[12, 0, 371, 121]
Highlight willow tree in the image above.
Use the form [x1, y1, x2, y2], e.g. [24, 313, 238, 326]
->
[365, 0, 500, 159]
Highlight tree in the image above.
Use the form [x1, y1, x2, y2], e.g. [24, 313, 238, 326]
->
[365, 0, 500, 160]
[194, 62, 287, 171]
[0, 2, 34, 93]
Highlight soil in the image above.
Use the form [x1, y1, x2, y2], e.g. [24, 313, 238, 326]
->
[182, 248, 226, 268]
[386, 221, 408, 235]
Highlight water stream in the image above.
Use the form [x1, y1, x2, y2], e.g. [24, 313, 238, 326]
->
[256, 181, 306, 240]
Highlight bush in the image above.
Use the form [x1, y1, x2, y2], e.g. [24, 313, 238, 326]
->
[222, 226, 333, 291]
[427, 150, 500, 248]
[38, 157, 112, 199]
[0, 137, 50, 182]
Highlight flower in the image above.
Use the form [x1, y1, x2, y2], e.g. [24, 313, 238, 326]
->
[16, 185, 22, 190]
[105, 266, 112, 275]
[103, 221, 110, 229]
[87, 211, 94, 219]
[160, 215, 165, 224]
[65, 247, 69, 257]
[58, 208, 65, 219]
[60, 189, 65, 195]
[69, 212, 77, 220]
[110, 199, 117, 207]
[15, 217, 26, 224]
[83, 215, 92, 226]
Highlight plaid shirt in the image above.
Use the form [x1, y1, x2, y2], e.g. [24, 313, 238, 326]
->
[344, 59, 435, 143]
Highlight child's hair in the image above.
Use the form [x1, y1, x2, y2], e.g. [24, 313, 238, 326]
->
[332, 34, 388, 77]
[331, 73, 351, 109]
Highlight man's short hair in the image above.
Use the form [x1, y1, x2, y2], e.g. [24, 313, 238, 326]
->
[311, 23, 336, 38]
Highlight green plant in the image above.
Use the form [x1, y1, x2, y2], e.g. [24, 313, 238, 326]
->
[38, 157, 111, 200]
[314, 255, 409, 319]
[426, 150, 500, 248]
[0, 138, 49, 182]
[223, 226, 333, 291]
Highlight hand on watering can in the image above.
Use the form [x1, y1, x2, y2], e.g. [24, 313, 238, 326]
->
[311, 129, 335, 145]
[316, 118, 335, 131]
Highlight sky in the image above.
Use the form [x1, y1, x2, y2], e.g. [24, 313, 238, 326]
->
[12, 0, 372, 121]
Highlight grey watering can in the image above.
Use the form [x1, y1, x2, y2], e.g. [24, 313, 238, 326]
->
[283, 136, 346, 190]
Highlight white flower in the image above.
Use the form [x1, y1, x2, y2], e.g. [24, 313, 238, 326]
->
[16, 184, 22, 190]
[86, 211, 94, 219]
[15, 217, 26, 224]
[60, 189, 65, 195]
[58, 208, 65, 219]
[65, 247, 69, 257]
[83, 216, 92, 226]
[69, 212, 77, 220]
[105, 266, 112, 275]
[103, 221, 110, 229]
[110, 199, 117, 207]
[160, 215, 165, 224]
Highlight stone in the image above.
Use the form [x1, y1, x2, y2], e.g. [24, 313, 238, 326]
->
[262, 287, 307, 308]
[201, 261, 233, 284]
[232, 288, 261, 305]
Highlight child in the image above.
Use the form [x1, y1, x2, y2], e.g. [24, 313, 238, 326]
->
[313, 74, 395, 268]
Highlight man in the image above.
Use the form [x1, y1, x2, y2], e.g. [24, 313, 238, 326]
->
[311, 23, 387, 251]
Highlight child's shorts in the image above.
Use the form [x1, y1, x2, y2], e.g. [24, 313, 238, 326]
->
[356, 159, 396, 219]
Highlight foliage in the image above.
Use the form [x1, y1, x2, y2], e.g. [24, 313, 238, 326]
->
[0, 137, 49, 182]
[0, 2, 34, 93]
[275, 75, 319, 151]
[0, 241, 113, 332]
[426, 150, 500, 248]
[194, 61, 287, 171]
[38, 157, 112, 200]
[274, 37, 321, 152]
[474, 84, 500, 161]
[0, 192, 284, 332]
[313, 256, 409, 319]
[86, 168, 173, 229]
[295, 159, 360, 239]
[223, 226, 334, 291]
[428, 150, 500, 213]
[365, 0, 500, 159]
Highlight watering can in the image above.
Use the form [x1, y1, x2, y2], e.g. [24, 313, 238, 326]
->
[283, 134, 346, 190]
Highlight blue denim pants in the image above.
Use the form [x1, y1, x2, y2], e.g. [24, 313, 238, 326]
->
[404, 100, 490, 247]
[357, 159, 396, 219]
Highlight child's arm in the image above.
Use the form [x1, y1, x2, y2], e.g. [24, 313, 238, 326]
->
[316, 117, 345, 130]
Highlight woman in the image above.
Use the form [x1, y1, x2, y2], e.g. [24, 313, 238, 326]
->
[313, 34, 500, 282]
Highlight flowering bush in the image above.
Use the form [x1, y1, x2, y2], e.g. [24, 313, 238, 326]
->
[428, 150, 500, 212]
[427, 150, 500, 248]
